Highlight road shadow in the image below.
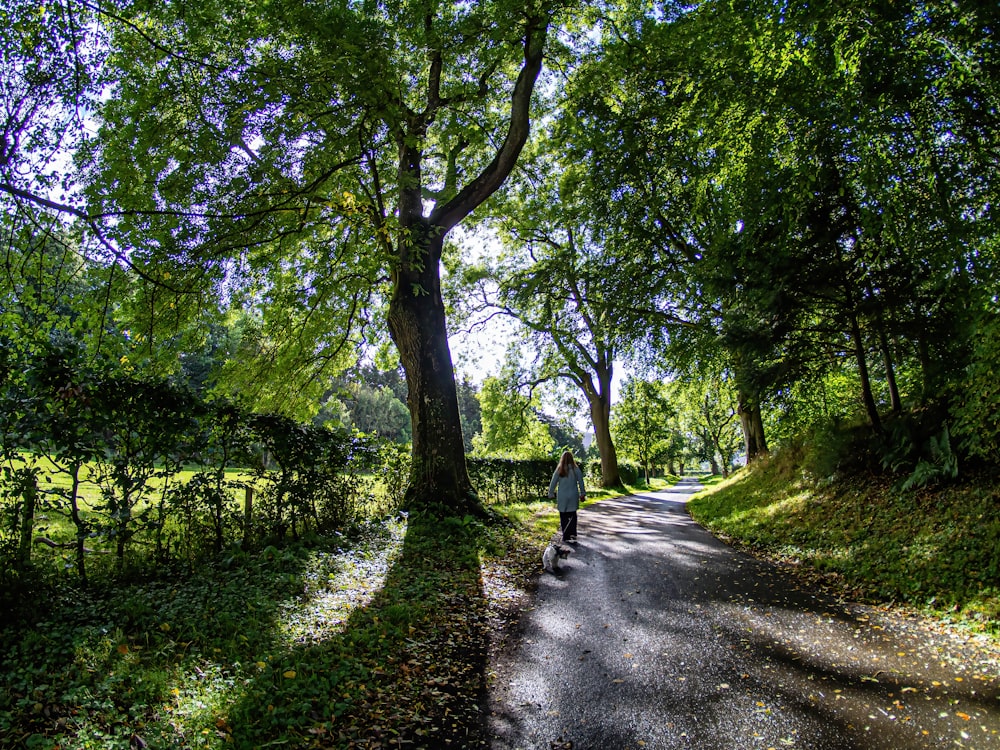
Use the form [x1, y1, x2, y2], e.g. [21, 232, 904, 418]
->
[489, 483, 1000, 750]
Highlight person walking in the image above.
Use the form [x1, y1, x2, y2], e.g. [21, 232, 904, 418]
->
[548, 450, 586, 543]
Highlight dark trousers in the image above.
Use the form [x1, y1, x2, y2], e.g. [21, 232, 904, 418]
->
[559, 511, 578, 540]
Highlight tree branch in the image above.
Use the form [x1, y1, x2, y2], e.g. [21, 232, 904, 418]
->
[0, 183, 88, 220]
[79, 0, 227, 73]
[431, 13, 549, 232]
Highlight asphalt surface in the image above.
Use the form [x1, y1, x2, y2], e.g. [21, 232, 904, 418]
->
[488, 478, 1000, 750]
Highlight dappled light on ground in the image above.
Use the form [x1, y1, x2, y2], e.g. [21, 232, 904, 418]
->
[489, 482, 1000, 749]
[273, 518, 406, 647]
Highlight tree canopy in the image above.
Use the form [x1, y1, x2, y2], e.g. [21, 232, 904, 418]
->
[2, 0, 998, 500]
[65, 0, 574, 512]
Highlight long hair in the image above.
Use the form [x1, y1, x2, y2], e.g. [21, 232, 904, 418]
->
[557, 450, 576, 477]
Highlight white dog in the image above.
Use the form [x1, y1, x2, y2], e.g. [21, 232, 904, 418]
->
[542, 542, 571, 574]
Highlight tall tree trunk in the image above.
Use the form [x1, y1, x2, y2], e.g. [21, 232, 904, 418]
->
[580, 364, 620, 487]
[388, 226, 477, 514]
[737, 388, 768, 461]
[587, 390, 620, 488]
[383, 15, 547, 515]
[849, 312, 883, 432]
[876, 322, 902, 413]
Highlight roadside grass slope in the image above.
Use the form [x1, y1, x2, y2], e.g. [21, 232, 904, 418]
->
[688, 450, 1000, 638]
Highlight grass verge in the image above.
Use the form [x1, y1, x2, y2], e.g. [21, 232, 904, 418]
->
[688, 451, 1000, 638]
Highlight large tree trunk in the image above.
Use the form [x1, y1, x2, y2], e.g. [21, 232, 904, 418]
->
[589, 394, 620, 487]
[388, 226, 477, 514]
[389, 132, 477, 515]
[737, 388, 769, 461]
[581, 364, 620, 488]
[383, 14, 547, 514]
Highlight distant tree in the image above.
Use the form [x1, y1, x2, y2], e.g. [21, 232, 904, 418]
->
[538, 413, 585, 458]
[611, 378, 676, 483]
[466, 138, 663, 487]
[673, 376, 742, 478]
[473, 377, 554, 459]
[346, 385, 412, 444]
[353, 365, 409, 406]
[313, 395, 352, 432]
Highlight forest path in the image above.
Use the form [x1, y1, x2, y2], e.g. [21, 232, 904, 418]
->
[487, 478, 1000, 750]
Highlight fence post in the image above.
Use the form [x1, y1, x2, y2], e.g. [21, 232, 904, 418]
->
[16, 470, 39, 572]
[242, 486, 253, 551]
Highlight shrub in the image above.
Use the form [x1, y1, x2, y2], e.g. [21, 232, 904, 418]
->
[799, 419, 873, 480]
[584, 459, 642, 487]
[878, 407, 958, 489]
[467, 457, 553, 505]
[951, 309, 1000, 464]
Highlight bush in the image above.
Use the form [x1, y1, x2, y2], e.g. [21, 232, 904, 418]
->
[622, 462, 644, 485]
[467, 457, 553, 505]
[164, 471, 243, 564]
[799, 419, 874, 480]
[878, 407, 958, 489]
[374, 441, 411, 510]
[585, 459, 642, 487]
[952, 309, 1000, 463]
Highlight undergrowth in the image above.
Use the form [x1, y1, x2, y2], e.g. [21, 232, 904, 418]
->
[0, 473, 754, 749]
[688, 450, 1000, 636]
[0, 507, 546, 750]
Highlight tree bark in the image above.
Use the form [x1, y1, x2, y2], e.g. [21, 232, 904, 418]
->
[581, 364, 621, 487]
[589, 395, 620, 487]
[737, 388, 769, 462]
[388, 226, 478, 514]
[876, 321, 902, 413]
[849, 311, 883, 433]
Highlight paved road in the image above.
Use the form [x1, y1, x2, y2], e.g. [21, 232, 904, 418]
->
[488, 478, 1000, 750]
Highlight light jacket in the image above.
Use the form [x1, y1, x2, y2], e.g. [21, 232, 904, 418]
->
[548, 465, 585, 512]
